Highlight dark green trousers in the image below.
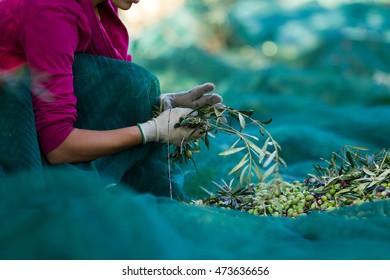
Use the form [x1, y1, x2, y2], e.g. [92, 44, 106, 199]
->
[0, 54, 184, 198]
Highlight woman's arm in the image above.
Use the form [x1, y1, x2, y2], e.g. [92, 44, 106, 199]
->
[24, 5, 93, 157]
[46, 107, 203, 164]
[46, 126, 142, 164]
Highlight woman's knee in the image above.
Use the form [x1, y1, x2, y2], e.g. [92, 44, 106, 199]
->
[125, 62, 160, 106]
[72, 54, 161, 127]
[73, 54, 160, 104]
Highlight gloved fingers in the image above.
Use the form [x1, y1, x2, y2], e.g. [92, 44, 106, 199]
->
[162, 96, 174, 110]
[189, 129, 206, 141]
[149, 108, 206, 146]
[167, 108, 206, 146]
[192, 93, 223, 108]
[187, 82, 216, 100]
[160, 83, 219, 110]
[211, 102, 225, 109]
[169, 127, 205, 147]
[171, 107, 196, 118]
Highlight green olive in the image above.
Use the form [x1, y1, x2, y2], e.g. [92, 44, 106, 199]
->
[185, 149, 193, 159]
[291, 199, 298, 206]
[334, 183, 341, 190]
[305, 194, 315, 201]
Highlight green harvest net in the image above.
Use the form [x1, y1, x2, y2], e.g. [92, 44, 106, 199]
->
[1, 0, 390, 260]
[1, 59, 390, 260]
[1, 168, 390, 260]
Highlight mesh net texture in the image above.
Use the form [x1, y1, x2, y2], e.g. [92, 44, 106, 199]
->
[1, 51, 390, 260]
[0, 168, 390, 260]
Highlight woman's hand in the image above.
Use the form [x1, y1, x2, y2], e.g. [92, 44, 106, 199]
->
[138, 107, 205, 147]
[46, 108, 206, 164]
[159, 83, 223, 110]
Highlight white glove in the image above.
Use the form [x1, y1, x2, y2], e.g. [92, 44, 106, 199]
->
[160, 83, 223, 110]
[138, 108, 204, 146]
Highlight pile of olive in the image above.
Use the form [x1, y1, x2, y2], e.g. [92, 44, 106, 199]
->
[195, 179, 390, 218]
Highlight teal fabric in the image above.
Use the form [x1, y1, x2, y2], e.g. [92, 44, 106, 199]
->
[1, 56, 390, 260]
[0, 70, 44, 180]
[2, 0, 390, 259]
[1, 168, 390, 260]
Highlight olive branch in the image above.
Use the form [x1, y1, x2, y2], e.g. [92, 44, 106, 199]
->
[157, 104, 286, 188]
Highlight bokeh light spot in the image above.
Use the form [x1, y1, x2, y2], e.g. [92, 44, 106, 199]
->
[261, 41, 278, 57]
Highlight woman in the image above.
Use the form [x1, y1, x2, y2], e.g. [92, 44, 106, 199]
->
[0, 0, 222, 197]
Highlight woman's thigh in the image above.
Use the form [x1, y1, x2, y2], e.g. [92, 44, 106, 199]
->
[69, 54, 181, 195]
[72, 53, 160, 130]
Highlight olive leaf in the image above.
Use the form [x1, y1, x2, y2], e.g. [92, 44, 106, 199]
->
[228, 154, 249, 176]
[219, 146, 246, 156]
[238, 113, 246, 130]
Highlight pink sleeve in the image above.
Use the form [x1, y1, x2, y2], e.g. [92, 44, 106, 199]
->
[24, 7, 88, 155]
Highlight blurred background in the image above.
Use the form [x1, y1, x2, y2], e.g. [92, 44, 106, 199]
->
[121, 0, 390, 197]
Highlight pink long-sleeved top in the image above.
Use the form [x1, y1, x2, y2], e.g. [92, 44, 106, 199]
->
[0, 0, 131, 155]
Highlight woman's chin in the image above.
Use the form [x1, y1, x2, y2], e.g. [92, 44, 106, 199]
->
[120, 3, 133, 10]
